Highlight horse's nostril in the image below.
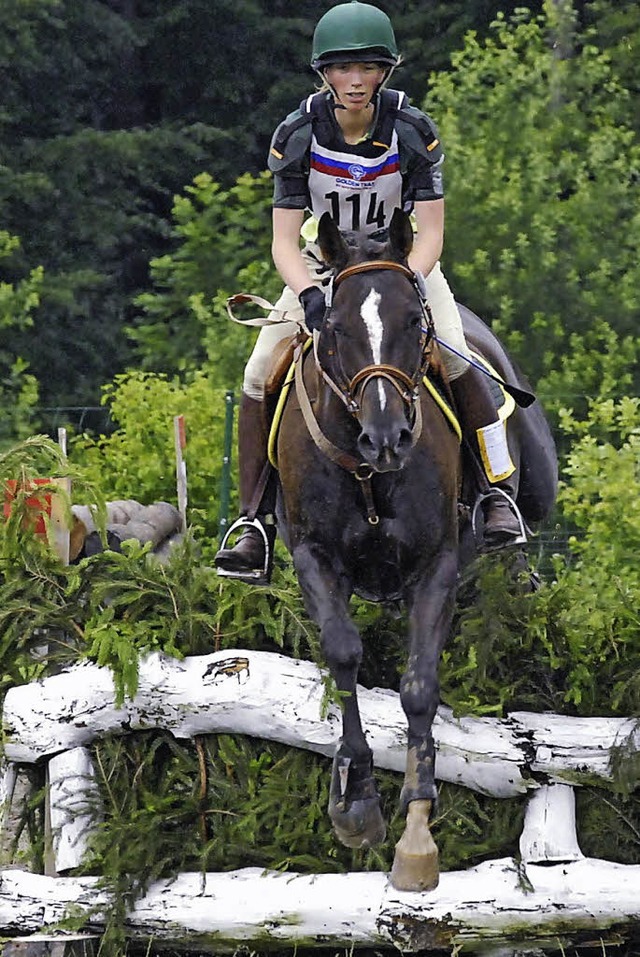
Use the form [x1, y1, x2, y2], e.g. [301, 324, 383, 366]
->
[397, 428, 413, 452]
[359, 428, 412, 462]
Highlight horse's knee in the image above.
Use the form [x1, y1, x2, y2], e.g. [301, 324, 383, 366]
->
[321, 617, 362, 673]
[399, 667, 438, 722]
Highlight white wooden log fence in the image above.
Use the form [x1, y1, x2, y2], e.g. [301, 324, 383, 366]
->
[1, 648, 639, 954]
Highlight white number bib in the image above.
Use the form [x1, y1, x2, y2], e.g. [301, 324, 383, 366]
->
[308, 130, 403, 235]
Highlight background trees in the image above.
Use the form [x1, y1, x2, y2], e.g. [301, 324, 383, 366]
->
[0, 232, 41, 444]
[1, 0, 549, 419]
[433, 10, 640, 401]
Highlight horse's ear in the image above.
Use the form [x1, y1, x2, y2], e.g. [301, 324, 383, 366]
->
[317, 212, 349, 269]
[388, 208, 414, 262]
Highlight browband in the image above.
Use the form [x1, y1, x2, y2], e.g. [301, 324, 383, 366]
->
[333, 260, 416, 288]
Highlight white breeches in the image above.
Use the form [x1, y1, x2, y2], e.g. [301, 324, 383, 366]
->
[243, 245, 471, 400]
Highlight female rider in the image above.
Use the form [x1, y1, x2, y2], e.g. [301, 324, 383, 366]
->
[215, 1, 521, 581]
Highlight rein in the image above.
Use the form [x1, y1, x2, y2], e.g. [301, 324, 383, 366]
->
[295, 258, 432, 525]
[294, 349, 381, 525]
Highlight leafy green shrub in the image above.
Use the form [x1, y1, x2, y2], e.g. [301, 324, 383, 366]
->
[577, 787, 640, 866]
[541, 397, 640, 713]
[441, 552, 561, 716]
[430, 10, 640, 399]
[70, 369, 232, 546]
[83, 731, 525, 922]
[0, 434, 318, 703]
[132, 170, 276, 384]
[0, 435, 105, 689]
[438, 396, 640, 719]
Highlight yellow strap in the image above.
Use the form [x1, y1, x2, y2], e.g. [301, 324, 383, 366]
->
[267, 341, 312, 468]
[422, 377, 462, 442]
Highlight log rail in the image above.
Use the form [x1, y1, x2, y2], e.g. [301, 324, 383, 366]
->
[1, 649, 639, 954]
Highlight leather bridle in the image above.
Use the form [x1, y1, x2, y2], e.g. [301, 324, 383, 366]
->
[319, 259, 432, 423]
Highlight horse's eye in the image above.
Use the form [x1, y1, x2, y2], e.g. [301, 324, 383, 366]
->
[407, 314, 422, 329]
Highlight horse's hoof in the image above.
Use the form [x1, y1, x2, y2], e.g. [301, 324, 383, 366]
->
[330, 797, 386, 849]
[390, 798, 439, 892]
[390, 843, 439, 892]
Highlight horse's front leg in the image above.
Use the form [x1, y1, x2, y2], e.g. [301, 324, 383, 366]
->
[392, 548, 458, 892]
[293, 543, 386, 849]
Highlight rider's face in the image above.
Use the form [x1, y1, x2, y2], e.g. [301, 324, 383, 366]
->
[324, 62, 386, 110]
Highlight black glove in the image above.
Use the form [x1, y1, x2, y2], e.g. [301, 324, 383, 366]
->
[298, 286, 326, 333]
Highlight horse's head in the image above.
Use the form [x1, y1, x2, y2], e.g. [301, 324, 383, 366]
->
[316, 209, 429, 473]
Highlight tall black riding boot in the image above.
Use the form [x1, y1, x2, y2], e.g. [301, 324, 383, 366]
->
[214, 393, 275, 582]
[450, 366, 524, 549]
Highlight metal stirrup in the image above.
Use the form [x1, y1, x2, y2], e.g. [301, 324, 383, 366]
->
[216, 516, 271, 580]
[471, 487, 528, 545]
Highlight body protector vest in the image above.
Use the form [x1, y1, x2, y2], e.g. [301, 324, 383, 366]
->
[268, 90, 443, 232]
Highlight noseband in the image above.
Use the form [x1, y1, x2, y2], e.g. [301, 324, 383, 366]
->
[293, 258, 434, 525]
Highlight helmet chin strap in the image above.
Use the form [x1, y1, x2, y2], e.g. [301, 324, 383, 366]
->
[319, 71, 348, 110]
[379, 62, 397, 91]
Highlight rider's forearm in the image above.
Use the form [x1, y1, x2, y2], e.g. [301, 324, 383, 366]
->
[272, 208, 311, 296]
[408, 199, 445, 278]
[408, 232, 443, 279]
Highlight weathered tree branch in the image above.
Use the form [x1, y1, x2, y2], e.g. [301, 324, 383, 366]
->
[519, 783, 582, 863]
[4, 650, 638, 796]
[0, 860, 638, 951]
[48, 747, 102, 873]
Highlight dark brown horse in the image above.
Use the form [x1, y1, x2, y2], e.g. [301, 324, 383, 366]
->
[274, 209, 556, 891]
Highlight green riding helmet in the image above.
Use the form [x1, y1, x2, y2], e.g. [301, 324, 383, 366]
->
[311, 1, 399, 70]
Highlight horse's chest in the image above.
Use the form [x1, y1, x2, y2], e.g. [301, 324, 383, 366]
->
[337, 523, 425, 601]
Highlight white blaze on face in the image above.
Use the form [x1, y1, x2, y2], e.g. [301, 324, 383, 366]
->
[360, 287, 386, 410]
